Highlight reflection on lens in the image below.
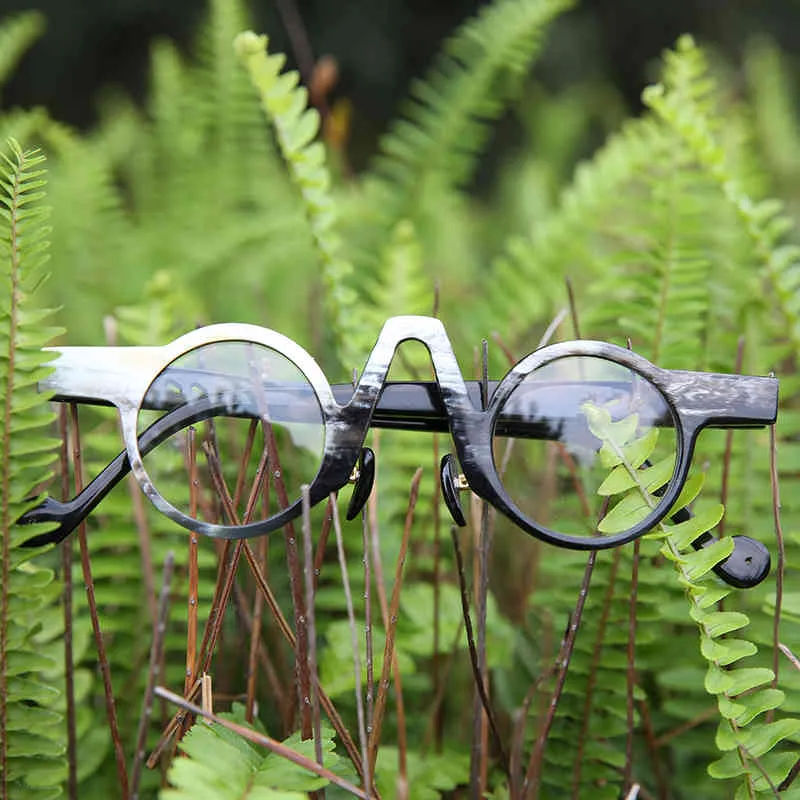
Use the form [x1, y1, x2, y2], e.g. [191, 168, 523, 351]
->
[493, 356, 677, 541]
[137, 341, 324, 524]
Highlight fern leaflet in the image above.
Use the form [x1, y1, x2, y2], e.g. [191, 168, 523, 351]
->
[0, 139, 66, 799]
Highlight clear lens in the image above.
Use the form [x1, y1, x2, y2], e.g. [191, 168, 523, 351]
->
[492, 356, 678, 541]
[137, 341, 325, 524]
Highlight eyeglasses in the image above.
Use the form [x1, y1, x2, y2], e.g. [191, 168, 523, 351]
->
[19, 316, 777, 584]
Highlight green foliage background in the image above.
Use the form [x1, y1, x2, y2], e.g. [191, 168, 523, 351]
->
[3, 0, 800, 797]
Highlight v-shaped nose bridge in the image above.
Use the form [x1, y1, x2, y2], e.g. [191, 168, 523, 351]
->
[347, 316, 474, 419]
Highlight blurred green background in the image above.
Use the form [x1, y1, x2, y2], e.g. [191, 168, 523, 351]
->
[1, 0, 798, 171]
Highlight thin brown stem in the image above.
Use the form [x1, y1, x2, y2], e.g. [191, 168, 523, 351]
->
[153, 540, 244, 761]
[768, 423, 785, 719]
[58, 406, 78, 800]
[312, 496, 336, 592]
[510, 659, 559, 798]
[332, 496, 370, 793]
[259, 422, 312, 739]
[131, 552, 174, 799]
[637, 699, 669, 800]
[233, 419, 259, 513]
[421, 620, 465, 753]
[185, 428, 199, 699]
[242, 541, 370, 789]
[363, 504, 375, 756]
[368, 468, 423, 777]
[778, 755, 800, 791]
[718, 337, 745, 536]
[302, 486, 325, 786]
[69, 404, 129, 797]
[245, 534, 267, 724]
[565, 276, 582, 339]
[232, 575, 286, 713]
[393, 651, 409, 800]
[624, 539, 641, 792]
[653, 705, 718, 747]
[778, 642, 800, 672]
[524, 551, 597, 797]
[451, 527, 510, 781]
[431, 433, 443, 750]
[572, 547, 621, 798]
[275, 0, 317, 89]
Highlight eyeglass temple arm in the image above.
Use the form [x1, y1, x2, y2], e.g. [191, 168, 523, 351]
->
[648, 460, 770, 589]
[19, 398, 231, 546]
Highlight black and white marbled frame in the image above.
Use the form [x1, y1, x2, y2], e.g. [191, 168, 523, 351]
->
[28, 315, 778, 550]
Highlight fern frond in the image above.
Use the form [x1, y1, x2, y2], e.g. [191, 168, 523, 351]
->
[0, 138, 67, 798]
[162, 706, 337, 799]
[235, 31, 358, 365]
[367, 0, 574, 211]
[587, 405, 800, 795]
[0, 12, 44, 94]
[644, 36, 800, 357]
[483, 115, 670, 353]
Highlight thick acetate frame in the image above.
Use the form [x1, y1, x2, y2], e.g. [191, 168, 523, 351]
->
[32, 315, 778, 550]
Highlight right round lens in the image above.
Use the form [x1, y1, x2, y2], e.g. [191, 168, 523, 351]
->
[136, 340, 325, 526]
[492, 356, 678, 543]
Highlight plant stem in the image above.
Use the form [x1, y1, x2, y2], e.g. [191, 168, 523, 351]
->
[768, 423, 785, 717]
[525, 551, 597, 797]
[70, 405, 129, 797]
[368, 468, 422, 777]
[58, 405, 78, 800]
[332, 494, 370, 793]
[131, 552, 174, 799]
[301, 486, 325, 788]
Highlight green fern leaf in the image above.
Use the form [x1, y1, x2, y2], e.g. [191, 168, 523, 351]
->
[366, 0, 574, 214]
[0, 138, 67, 799]
[235, 31, 358, 365]
[162, 705, 337, 799]
[0, 13, 44, 94]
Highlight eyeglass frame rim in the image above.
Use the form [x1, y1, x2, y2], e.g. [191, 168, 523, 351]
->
[40, 315, 778, 550]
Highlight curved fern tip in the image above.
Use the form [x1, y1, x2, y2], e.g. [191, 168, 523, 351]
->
[233, 30, 267, 58]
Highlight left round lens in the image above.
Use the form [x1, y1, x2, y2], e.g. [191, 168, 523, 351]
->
[492, 355, 678, 544]
[136, 340, 325, 525]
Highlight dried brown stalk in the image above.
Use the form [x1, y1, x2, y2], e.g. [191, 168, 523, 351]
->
[769, 423, 785, 716]
[367, 468, 423, 777]
[571, 547, 621, 798]
[450, 527, 510, 778]
[131, 552, 175, 798]
[58, 406, 78, 800]
[331, 495, 370, 792]
[242, 541, 370, 789]
[524, 550, 597, 797]
[69, 404, 129, 796]
[624, 539, 641, 792]
[719, 337, 745, 536]
[245, 534, 268, 723]
[301, 486, 325, 784]
[185, 428, 199, 700]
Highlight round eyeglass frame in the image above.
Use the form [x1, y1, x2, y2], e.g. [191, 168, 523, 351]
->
[39, 316, 774, 550]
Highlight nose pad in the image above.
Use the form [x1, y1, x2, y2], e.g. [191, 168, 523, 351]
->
[440, 453, 467, 527]
[346, 447, 376, 521]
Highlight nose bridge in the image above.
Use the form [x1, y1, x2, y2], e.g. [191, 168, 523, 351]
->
[347, 316, 474, 421]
